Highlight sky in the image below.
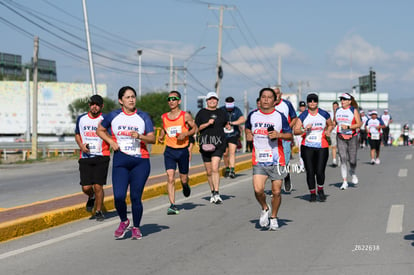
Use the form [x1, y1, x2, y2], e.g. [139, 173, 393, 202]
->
[1, 0, 414, 122]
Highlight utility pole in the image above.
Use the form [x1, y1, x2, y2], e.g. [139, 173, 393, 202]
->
[137, 49, 143, 100]
[209, 5, 234, 97]
[82, 0, 97, 95]
[169, 55, 174, 91]
[30, 36, 39, 160]
[25, 68, 30, 142]
[277, 56, 282, 88]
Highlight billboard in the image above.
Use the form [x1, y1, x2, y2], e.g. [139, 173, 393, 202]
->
[0, 81, 107, 135]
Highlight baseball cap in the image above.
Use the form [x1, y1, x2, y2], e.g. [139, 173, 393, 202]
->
[384, 109, 389, 112]
[299, 101, 306, 107]
[225, 96, 235, 103]
[89, 94, 103, 106]
[370, 110, 378, 116]
[306, 93, 319, 102]
[206, 92, 219, 100]
[339, 93, 352, 100]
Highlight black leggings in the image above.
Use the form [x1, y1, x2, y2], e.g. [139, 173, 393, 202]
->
[301, 146, 329, 191]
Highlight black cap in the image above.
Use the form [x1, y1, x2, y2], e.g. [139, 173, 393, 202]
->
[89, 95, 103, 106]
[306, 93, 318, 102]
[225, 96, 235, 103]
[299, 101, 306, 107]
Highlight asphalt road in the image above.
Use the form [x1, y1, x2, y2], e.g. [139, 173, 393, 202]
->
[0, 146, 413, 274]
[0, 152, 204, 209]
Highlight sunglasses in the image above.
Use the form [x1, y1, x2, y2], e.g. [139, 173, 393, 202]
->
[167, 96, 180, 102]
[307, 99, 318, 103]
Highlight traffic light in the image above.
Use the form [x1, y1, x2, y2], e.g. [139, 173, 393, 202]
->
[370, 70, 376, 92]
[197, 98, 203, 108]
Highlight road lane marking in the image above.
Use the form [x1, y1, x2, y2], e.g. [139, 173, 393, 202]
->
[386, 204, 404, 233]
[398, 169, 407, 177]
[0, 176, 251, 260]
[405, 154, 412, 160]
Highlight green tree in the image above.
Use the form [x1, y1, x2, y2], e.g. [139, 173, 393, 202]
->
[136, 92, 170, 127]
[68, 96, 117, 123]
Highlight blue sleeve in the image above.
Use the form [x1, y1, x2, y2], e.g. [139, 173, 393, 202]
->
[281, 113, 292, 133]
[379, 118, 385, 126]
[319, 109, 330, 120]
[75, 114, 83, 134]
[235, 107, 243, 119]
[286, 101, 297, 119]
[245, 110, 255, 130]
[101, 109, 119, 129]
[298, 110, 308, 123]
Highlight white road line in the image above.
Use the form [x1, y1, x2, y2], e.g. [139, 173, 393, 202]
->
[386, 204, 404, 233]
[0, 177, 251, 260]
[405, 154, 412, 160]
[398, 169, 408, 177]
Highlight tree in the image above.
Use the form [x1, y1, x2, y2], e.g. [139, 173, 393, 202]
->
[136, 92, 170, 127]
[68, 96, 117, 123]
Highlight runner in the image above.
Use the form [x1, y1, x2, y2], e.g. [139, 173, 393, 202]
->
[97, 86, 155, 240]
[245, 88, 293, 230]
[365, 110, 385, 164]
[158, 91, 196, 215]
[334, 93, 362, 190]
[74, 95, 110, 221]
[273, 87, 297, 193]
[220, 96, 245, 178]
[329, 101, 340, 167]
[359, 109, 369, 149]
[294, 93, 333, 202]
[195, 92, 228, 204]
[381, 109, 392, 146]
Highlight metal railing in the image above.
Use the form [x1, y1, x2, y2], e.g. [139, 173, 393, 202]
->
[0, 142, 79, 161]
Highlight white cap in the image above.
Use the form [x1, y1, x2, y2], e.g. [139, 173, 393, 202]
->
[370, 110, 378, 116]
[206, 92, 219, 100]
[339, 93, 351, 100]
[384, 109, 389, 112]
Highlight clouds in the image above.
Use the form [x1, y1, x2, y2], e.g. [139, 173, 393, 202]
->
[330, 34, 388, 68]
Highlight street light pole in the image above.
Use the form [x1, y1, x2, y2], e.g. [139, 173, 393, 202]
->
[137, 49, 143, 101]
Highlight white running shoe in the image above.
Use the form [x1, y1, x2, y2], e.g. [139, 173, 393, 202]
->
[210, 194, 216, 204]
[259, 206, 270, 227]
[214, 194, 223, 204]
[375, 158, 380, 165]
[332, 158, 337, 166]
[340, 181, 348, 190]
[352, 175, 358, 185]
[269, 217, 279, 231]
[371, 159, 375, 165]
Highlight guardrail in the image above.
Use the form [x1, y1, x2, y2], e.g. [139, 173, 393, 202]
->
[0, 142, 79, 161]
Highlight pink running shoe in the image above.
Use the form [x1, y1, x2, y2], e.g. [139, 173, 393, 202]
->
[131, 227, 142, 240]
[114, 219, 130, 239]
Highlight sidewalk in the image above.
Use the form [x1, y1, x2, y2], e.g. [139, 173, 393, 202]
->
[0, 154, 252, 242]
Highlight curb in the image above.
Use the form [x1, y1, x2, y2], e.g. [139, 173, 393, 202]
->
[0, 159, 252, 242]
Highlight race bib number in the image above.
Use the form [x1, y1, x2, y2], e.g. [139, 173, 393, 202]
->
[224, 125, 234, 134]
[166, 126, 182, 137]
[88, 141, 101, 154]
[371, 133, 380, 140]
[305, 131, 322, 144]
[119, 138, 141, 156]
[255, 149, 273, 162]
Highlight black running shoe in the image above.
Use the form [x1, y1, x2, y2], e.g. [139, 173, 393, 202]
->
[224, 167, 230, 178]
[86, 195, 95, 212]
[309, 193, 317, 202]
[229, 170, 236, 179]
[182, 183, 191, 197]
[167, 204, 179, 215]
[318, 190, 326, 202]
[95, 210, 105, 222]
[283, 174, 292, 193]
